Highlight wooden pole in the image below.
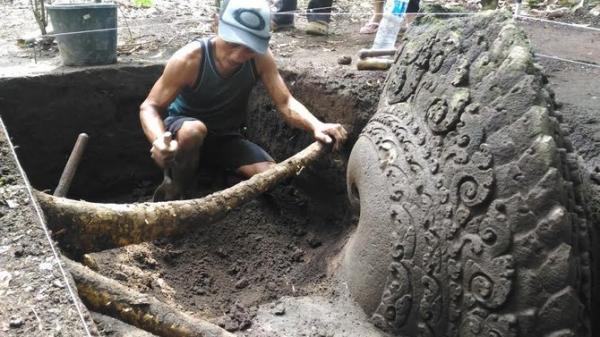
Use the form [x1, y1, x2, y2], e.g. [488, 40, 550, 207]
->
[54, 133, 88, 198]
[356, 58, 394, 71]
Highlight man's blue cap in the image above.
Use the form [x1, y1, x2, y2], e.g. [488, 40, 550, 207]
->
[218, 0, 272, 54]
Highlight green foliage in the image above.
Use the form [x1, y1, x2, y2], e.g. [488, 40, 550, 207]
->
[134, 0, 153, 8]
[528, 0, 543, 9]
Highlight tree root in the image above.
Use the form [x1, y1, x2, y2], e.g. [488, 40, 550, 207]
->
[64, 257, 234, 337]
[36, 142, 327, 256]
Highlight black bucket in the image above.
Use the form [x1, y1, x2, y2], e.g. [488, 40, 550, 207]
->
[47, 3, 118, 66]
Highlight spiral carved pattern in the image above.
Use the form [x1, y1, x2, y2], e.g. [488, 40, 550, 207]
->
[451, 166, 494, 207]
[352, 11, 592, 337]
[425, 90, 470, 134]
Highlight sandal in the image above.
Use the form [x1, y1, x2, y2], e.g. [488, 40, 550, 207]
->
[305, 20, 329, 36]
[360, 21, 380, 34]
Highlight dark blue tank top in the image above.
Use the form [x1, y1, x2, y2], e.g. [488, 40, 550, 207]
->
[167, 37, 258, 134]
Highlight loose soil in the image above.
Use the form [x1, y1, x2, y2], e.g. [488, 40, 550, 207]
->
[0, 121, 98, 336]
[87, 182, 356, 334]
[1, 0, 599, 336]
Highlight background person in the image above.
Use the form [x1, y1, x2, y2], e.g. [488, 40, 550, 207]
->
[359, 0, 420, 34]
[272, 0, 335, 35]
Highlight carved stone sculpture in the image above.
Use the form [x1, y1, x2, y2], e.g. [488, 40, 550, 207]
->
[340, 11, 596, 337]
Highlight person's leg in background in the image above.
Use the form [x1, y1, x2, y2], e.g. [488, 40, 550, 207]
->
[360, 0, 384, 34]
[272, 0, 297, 31]
[359, 0, 420, 35]
[305, 0, 333, 35]
[402, 0, 420, 32]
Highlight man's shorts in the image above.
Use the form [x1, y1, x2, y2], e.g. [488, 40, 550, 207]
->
[164, 116, 274, 170]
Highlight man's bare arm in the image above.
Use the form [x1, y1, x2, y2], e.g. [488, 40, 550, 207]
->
[255, 50, 347, 150]
[140, 48, 199, 143]
[139, 44, 201, 167]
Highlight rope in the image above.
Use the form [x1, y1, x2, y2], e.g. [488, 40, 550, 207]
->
[0, 118, 94, 337]
[40, 11, 479, 38]
[516, 14, 600, 33]
[535, 52, 600, 69]
[18, 5, 600, 70]
[36, 1, 600, 39]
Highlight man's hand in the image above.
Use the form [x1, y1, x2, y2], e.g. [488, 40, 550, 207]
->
[313, 123, 348, 151]
[151, 132, 179, 169]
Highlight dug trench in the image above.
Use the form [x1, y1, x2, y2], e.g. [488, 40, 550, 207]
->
[0, 64, 388, 336]
[2, 10, 600, 337]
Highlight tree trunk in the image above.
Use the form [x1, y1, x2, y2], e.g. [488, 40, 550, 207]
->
[36, 142, 327, 255]
[64, 258, 234, 337]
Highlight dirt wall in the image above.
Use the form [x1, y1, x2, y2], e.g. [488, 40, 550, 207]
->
[0, 119, 99, 336]
[0, 65, 164, 199]
[0, 64, 384, 202]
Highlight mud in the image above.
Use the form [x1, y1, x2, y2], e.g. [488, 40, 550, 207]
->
[86, 191, 348, 331]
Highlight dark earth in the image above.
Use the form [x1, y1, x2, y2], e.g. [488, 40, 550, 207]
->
[1, 0, 599, 336]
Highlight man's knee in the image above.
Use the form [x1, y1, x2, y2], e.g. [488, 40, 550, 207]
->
[237, 161, 275, 178]
[177, 120, 208, 149]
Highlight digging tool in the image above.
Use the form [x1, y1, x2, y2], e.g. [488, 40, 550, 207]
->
[152, 132, 181, 202]
[152, 167, 179, 202]
[356, 58, 394, 71]
[54, 133, 88, 197]
[357, 48, 397, 59]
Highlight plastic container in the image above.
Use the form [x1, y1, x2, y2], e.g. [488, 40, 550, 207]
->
[47, 3, 118, 66]
[372, 0, 409, 50]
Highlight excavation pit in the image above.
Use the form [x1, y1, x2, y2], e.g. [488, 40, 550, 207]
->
[0, 63, 386, 336]
[2, 10, 599, 337]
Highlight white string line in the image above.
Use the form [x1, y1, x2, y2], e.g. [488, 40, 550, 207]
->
[279, 7, 475, 15]
[42, 20, 205, 38]
[301, 10, 475, 15]
[34, 0, 600, 38]
[30, 6, 598, 68]
[221, 1, 600, 32]
[0, 118, 94, 337]
[516, 14, 600, 33]
[42, 9, 600, 40]
[535, 52, 600, 69]
[36, 33, 600, 70]
[41, 11, 477, 38]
